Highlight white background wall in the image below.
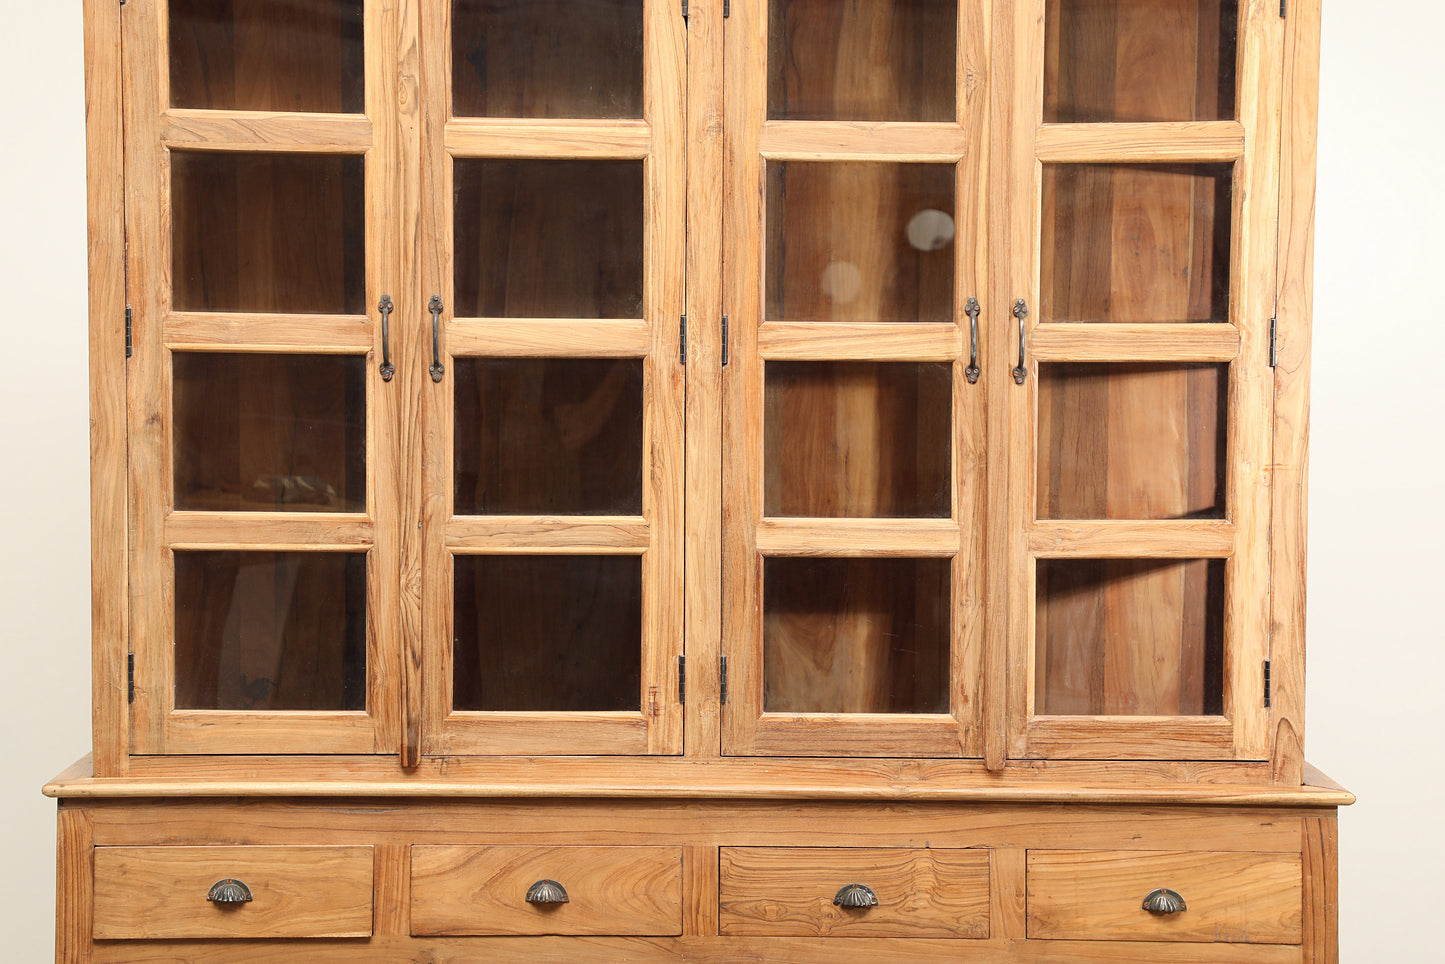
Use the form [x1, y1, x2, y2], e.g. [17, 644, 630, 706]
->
[0, 1, 1439, 957]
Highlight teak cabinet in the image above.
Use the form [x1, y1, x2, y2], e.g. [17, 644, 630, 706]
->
[51, 1, 1350, 961]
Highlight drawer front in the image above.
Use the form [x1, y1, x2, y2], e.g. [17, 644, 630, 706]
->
[92, 846, 374, 940]
[410, 845, 683, 936]
[1027, 850, 1303, 944]
[718, 847, 991, 939]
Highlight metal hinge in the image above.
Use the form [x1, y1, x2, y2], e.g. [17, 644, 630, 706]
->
[1269, 317, 1278, 368]
[719, 655, 729, 704]
[721, 315, 730, 367]
[125, 306, 133, 358]
[680, 314, 687, 364]
[677, 655, 686, 703]
[127, 653, 135, 703]
[681, 0, 688, 21]
[1280, 0, 1287, 18]
[724, 0, 730, 16]
[1264, 660, 1272, 708]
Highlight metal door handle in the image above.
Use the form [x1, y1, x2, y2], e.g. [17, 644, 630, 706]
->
[428, 296, 445, 383]
[964, 297, 981, 384]
[378, 295, 395, 382]
[1011, 298, 1029, 384]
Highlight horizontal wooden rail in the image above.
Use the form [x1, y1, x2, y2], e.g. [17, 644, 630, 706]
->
[446, 517, 650, 552]
[448, 319, 651, 358]
[446, 120, 651, 158]
[758, 323, 961, 361]
[1029, 520, 1235, 558]
[161, 110, 372, 153]
[1035, 121, 1246, 163]
[1030, 324, 1240, 363]
[165, 313, 372, 353]
[760, 121, 967, 161]
[757, 519, 961, 557]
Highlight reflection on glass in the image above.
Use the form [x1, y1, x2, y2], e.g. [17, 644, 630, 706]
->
[1041, 163, 1231, 324]
[452, 0, 643, 118]
[1036, 558, 1224, 716]
[1044, 0, 1238, 124]
[172, 151, 366, 314]
[175, 551, 367, 710]
[767, 162, 955, 323]
[1038, 363, 1225, 521]
[769, 0, 956, 121]
[766, 362, 951, 518]
[453, 555, 642, 711]
[173, 353, 366, 513]
[454, 358, 644, 516]
[169, 0, 365, 112]
[764, 557, 949, 714]
[454, 159, 644, 319]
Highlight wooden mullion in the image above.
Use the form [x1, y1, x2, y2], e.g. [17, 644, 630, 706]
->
[755, 519, 961, 557]
[445, 120, 652, 158]
[1029, 520, 1235, 558]
[160, 110, 373, 153]
[447, 319, 651, 357]
[1031, 323, 1240, 362]
[446, 518, 650, 552]
[164, 512, 373, 549]
[1035, 121, 1246, 163]
[759, 121, 967, 161]
[164, 312, 373, 353]
[757, 323, 962, 361]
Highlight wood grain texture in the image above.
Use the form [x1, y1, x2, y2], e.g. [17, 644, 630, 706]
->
[83, 0, 128, 778]
[759, 121, 966, 160]
[1271, 0, 1324, 786]
[374, 843, 410, 937]
[164, 312, 373, 352]
[1302, 815, 1338, 964]
[1027, 850, 1302, 944]
[719, 847, 990, 938]
[1035, 122, 1245, 163]
[56, 807, 94, 964]
[445, 120, 651, 158]
[160, 110, 372, 152]
[411, 845, 683, 936]
[1031, 324, 1240, 362]
[92, 845, 373, 939]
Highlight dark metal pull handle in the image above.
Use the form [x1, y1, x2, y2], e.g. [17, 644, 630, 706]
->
[1142, 888, 1187, 914]
[526, 879, 569, 904]
[207, 879, 253, 905]
[378, 295, 395, 382]
[833, 883, 878, 909]
[428, 296, 445, 383]
[964, 297, 981, 384]
[1011, 298, 1029, 385]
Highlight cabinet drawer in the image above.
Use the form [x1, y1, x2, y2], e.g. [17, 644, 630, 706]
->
[410, 845, 683, 936]
[718, 847, 991, 939]
[92, 846, 374, 940]
[1027, 850, 1303, 944]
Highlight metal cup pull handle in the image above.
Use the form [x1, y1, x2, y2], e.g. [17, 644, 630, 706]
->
[378, 295, 395, 382]
[526, 879, 569, 904]
[207, 878, 253, 905]
[1142, 888, 1187, 914]
[833, 883, 878, 909]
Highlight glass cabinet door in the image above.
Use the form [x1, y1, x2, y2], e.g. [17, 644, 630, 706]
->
[417, 0, 686, 755]
[722, 0, 991, 756]
[1005, 0, 1278, 760]
[125, 0, 408, 753]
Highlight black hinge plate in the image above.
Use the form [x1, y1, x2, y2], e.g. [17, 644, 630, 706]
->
[680, 314, 687, 365]
[677, 655, 686, 703]
[1264, 660, 1272, 708]
[127, 653, 135, 703]
[721, 315, 730, 367]
[1280, 0, 1287, 18]
[681, 0, 688, 20]
[1269, 316, 1278, 368]
[719, 655, 729, 704]
[723, 0, 730, 17]
[125, 306, 133, 358]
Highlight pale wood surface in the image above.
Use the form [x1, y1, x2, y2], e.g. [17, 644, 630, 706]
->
[56, 807, 93, 964]
[719, 847, 990, 938]
[92, 845, 374, 939]
[1272, 0, 1324, 786]
[445, 120, 651, 158]
[1031, 324, 1240, 362]
[759, 121, 967, 160]
[164, 312, 373, 352]
[1302, 815, 1338, 964]
[1027, 850, 1302, 945]
[159, 110, 372, 152]
[83, 0, 128, 778]
[1035, 122, 1245, 162]
[411, 845, 683, 936]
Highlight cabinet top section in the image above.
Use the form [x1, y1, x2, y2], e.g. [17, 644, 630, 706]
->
[45, 755, 1353, 807]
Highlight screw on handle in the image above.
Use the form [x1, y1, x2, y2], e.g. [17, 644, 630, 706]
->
[964, 297, 981, 384]
[1011, 298, 1029, 385]
[378, 295, 395, 382]
[207, 878, 253, 905]
[833, 883, 878, 909]
[428, 296, 446, 383]
[525, 879, 569, 904]
[1142, 888, 1187, 914]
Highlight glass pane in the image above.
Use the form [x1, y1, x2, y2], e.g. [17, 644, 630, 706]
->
[452, 0, 643, 118]
[769, 0, 956, 121]
[454, 159, 644, 319]
[169, 0, 365, 112]
[1041, 163, 1231, 324]
[767, 162, 955, 323]
[175, 551, 367, 710]
[764, 557, 949, 714]
[1038, 363, 1225, 520]
[172, 151, 365, 314]
[1036, 558, 1224, 716]
[765, 362, 951, 518]
[1044, 0, 1237, 123]
[173, 353, 366, 513]
[454, 359, 644, 516]
[453, 555, 642, 711]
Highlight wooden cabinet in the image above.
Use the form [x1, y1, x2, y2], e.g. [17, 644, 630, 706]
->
[54, 0, 1347, 960]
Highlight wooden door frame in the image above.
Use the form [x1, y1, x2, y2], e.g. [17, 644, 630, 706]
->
[720, 0, 993, 758]
[121, 0, 410, 755]
[1000, 0, 1282, 761]
[415, 0, 688, 758]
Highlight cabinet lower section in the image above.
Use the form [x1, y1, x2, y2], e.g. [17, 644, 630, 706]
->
[57, 796, 1339, 963]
